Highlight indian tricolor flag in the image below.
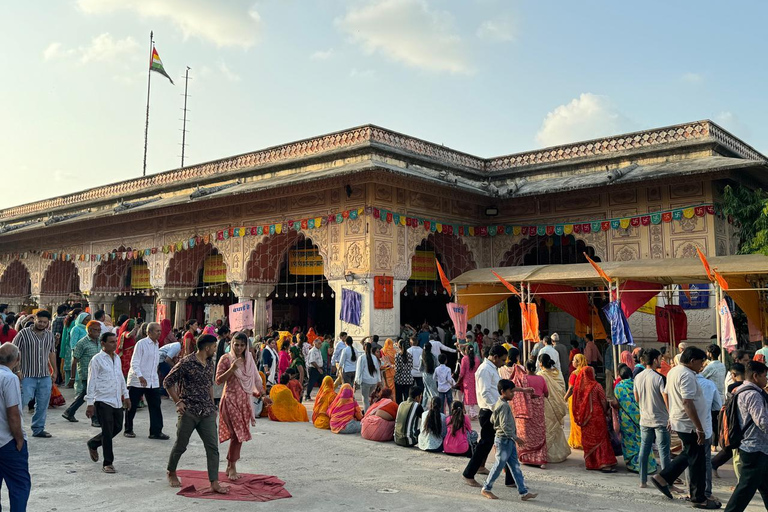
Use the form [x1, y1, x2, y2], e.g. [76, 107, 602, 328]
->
[150, 46, 174, 84]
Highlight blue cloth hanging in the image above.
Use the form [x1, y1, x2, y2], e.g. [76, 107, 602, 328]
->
[603, 300, 634, 346]
[340, 288, 362, 326]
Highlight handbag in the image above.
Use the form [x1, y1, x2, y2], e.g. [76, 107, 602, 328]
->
[606, 414, 622, 456]
[252, 397, 264, 418]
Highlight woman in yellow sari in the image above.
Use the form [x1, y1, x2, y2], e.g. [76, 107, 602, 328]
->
[564, 353, 588, 449]
[312, 376, 337, 429]
[268, 383, 308, 422]
[537, 354, 571, 463]
[380, 338, 396, 395]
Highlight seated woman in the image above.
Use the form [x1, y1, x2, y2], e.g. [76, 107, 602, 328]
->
[312, 376, 337, 430]
[361, 388, 398, 442]
[418, 397, 446, 452]
[328, 384, 363, 434]
[268, 381, 308, 422]
[444, 401, 474, 457]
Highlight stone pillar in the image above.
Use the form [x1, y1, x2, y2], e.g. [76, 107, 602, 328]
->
[102, 298, 116, 319]
[229, 283, 275, 336]
[328, 278, 399, 341]
[156, 288, 193, 329]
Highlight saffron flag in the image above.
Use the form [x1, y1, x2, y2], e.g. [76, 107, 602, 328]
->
[696, 247, 713, 280]
[584, 252, 611, 284]
[151, 46, 174, 84]
[713, 270, 729, 291]
[436, 258, 452, 296]
[491, 271, 521, 297]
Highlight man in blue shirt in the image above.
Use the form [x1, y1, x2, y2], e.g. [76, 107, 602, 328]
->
[0, 343, 30, 511]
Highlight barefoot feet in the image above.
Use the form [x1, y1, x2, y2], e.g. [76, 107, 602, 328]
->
[167, 471, 182, 488]
[481, 490, 499, 500]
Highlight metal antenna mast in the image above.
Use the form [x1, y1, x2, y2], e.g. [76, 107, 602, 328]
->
[180, 66, 191, 168]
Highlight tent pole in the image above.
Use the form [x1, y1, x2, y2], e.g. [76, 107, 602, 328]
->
[613, 278, 620, 379]
[520, 281, 526, 363]
[668, 289, 675, 357]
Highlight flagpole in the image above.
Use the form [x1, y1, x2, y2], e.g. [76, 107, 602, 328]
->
[143, 31, 154, 177]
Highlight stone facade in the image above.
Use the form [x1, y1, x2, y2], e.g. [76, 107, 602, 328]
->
[1, 120, 766, 341]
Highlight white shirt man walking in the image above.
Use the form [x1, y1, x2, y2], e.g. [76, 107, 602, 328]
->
[86, 332, 130, 473]
[0, 343, 30, 509]
[125, 322, 168, 440]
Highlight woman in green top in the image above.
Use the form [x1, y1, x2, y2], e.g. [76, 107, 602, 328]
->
[60, 309, 83, 385]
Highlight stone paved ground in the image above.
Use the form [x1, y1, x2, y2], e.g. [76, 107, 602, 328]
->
[3, 386, 764, 512]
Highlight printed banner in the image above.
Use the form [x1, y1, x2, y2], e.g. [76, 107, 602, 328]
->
[288, 248, 324, 275]
[229, 301, 255, 332]
[130, 264, 151, 289]
[718, 298, 737, 350]
[202, 254, 227, 283]
[447, 302, 468, 340]
[679, 283, 710, 309]
[637, 296, 657, 315]
[374, 276, 394, 309]
[410, 250, 436, 280]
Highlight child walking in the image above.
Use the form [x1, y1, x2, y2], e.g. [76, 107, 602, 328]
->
[481, 379, 537, 501]
[434, 354, 455, 414]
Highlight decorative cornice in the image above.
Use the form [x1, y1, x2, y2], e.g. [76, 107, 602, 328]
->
[1, 120, 764, 223]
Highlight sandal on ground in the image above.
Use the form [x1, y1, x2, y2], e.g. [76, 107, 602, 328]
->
[691, 499, 721, 509]
[123, 431, 136, 438]
[102, 465, 116, 474]
[651, 477, 673, 500]
[600, 467, 617, 473]
[88, 445, 99, 462]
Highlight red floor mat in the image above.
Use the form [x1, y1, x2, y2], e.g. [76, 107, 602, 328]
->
[175, 470, 292, 502]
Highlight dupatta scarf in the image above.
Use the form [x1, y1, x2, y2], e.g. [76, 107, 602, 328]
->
[312, 376, 337, 429]
[226, 346, 263, 419]
[572, 366, 600, 428]
[328, 384, 361, 433]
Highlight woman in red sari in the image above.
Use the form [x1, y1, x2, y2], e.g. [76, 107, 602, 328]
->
[571, 366, 617, 472]
[500, 347, 548, 468]
[116, 318, 138, 377]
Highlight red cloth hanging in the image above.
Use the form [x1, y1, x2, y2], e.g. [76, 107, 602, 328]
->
[618, 280, 663, 317]
[655, 307, 670, 344]
[655, 305, 688, 345]
[530, 283, 590, 325]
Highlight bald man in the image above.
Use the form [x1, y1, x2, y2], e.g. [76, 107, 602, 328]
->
[125, 322, 168, 440]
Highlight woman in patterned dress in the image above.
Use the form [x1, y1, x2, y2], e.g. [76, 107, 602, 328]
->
[216, 332, 264, 480]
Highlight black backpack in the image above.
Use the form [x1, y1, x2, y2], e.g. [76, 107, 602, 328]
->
[718, 386, 765, 450]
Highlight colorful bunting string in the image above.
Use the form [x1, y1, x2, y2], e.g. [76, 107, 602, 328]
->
[0, 203, 719, 264]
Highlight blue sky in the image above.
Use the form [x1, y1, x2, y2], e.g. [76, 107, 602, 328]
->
[2, 0, 767, 208]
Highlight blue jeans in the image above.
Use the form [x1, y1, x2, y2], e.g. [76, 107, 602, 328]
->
[439, 391, 453, 415]
[639, 425, 671, 484]
[0, 439, 31, 511]
[21, 377, 52, 435]
[483, 437, 528, 495]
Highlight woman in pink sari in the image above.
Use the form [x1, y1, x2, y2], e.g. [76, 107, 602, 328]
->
[216, 332, 264, 480]
[277, 339, 292, 381]
[361, 388, 398, 442]
[500, 347, 548, 468]
[456, 345, 481, 419]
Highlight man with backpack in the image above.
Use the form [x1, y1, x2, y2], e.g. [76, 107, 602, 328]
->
[723, 360, 768, 512]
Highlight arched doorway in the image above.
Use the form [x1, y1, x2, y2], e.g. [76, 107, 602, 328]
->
[400, 233, 476, 328]
[167, 242, 233, 325]
[246, 232, 334, 333]
[92, 247, 155, 319]
[0, 260, 31, 308]
[41, 260, 81, 302]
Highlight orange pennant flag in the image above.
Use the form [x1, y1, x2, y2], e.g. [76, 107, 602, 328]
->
[583, 252, 611, 284]
[680, 284, 692, 302]
[491, 270, 521, 297]
[435, 259, 452, 296]
[713, 270, 729, 291]
[696, 247, 713, 280]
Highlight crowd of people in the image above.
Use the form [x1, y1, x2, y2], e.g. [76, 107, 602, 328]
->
[1, 305, 767, 511]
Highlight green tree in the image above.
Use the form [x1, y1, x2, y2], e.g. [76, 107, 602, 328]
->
[721, 184, 768, 254]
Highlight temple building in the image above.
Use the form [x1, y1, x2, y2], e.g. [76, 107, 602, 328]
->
[1, 120, 766, 343]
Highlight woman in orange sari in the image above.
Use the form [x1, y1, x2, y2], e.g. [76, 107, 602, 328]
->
[328, 384, 363, 434]
[571, 366, 617, 472]
[380, 338, 396, 395]
[312, 376, 337, 429]
[268, 382, 308, 422]
[564, 353, 587, 449]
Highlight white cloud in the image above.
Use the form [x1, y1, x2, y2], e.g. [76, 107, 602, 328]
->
[682, 72, 703, 83]
[43, 42, 63, 61]
[76, 0, 262, 48]
[311, 49, 334, 61]
[535, 93, 634, 147]
[219, 62, 241, 82]
[349, 68, 376, 78]
[337, 0, 471, 74]
[80, 33, 139, 64]
[477, 18, 516, 42]
[715, 111, 751, 138]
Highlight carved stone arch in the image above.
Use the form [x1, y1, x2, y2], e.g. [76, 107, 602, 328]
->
[395, 230, 478, 280]
[92, 246, 144, 293]
[165, 242, 223, 288]
[0, 260, 32, 298]
[498, 234, 604, 267]
[244, 228, 329, 285]
[40, 260, 80, 295]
